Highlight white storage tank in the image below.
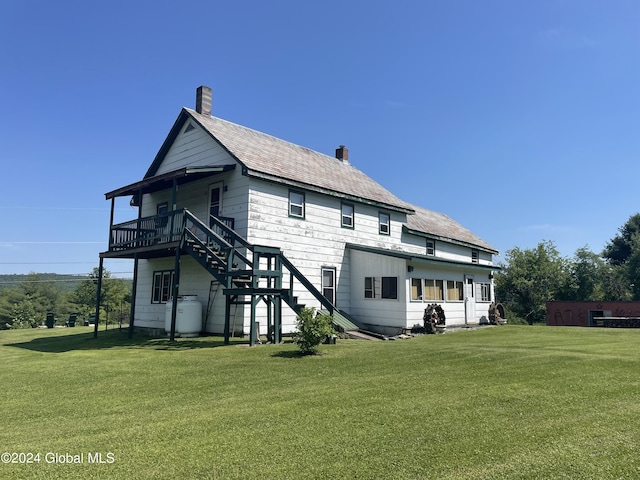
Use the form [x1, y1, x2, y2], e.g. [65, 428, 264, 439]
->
[176, 295, 202, 337]
[165, 296, 202, 337]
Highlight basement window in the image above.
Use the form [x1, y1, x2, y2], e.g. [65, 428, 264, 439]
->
[152, 270, 174, 304]
[289, 190, 305, 218]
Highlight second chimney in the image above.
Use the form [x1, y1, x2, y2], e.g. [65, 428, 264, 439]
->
[335, 145, 349, 164]
[196, 85, 212, 116]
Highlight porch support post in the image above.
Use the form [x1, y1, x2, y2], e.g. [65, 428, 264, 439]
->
[224, 294, 231, 344]
[274, 296, 282, 344]
[250, 295, 258, 346]
[266, 296, 273, 343]
[108, 198, 115, 249]
[128, 254, 139, 339]
[135, 188, 143, 247]
[94, 256, 104, 339]
[169, 246, 181, 341]
[170, 178, 178, 240]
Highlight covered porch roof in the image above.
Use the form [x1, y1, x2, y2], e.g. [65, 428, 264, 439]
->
[105, 164, 236, 200]
[346, 243, 501, 273]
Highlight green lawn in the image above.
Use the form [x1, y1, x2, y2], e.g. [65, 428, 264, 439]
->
[1, 325, 639, 479]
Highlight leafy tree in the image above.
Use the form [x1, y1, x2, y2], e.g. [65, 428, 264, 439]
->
[603, 214, 640, 300]
[70, 268, 131, 324]
[495, 241, 571, 324]
[8, 298, 39, 329]
[603, 213, 640, 266]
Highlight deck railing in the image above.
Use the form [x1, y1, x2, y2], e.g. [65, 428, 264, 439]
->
[109, 209, 235, 252]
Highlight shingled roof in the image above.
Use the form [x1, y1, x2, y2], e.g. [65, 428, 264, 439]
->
[141, 92, 494, 253]
[182, 108, 414, 214]
[405, 204, 497, 253]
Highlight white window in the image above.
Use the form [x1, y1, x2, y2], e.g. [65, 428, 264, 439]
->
[472, 249, 479, 264]
[426, 240, 435, 256]
[379, 212, 390, 235]
[479, 283, 492, 302]
[411, 278, 422, 301]
[446, 280, 463, 302]
[341, 203, 354, 228]
[424, 279, 444, 301]
[289, 190, 305, 218]
[152, 270, 174, 304]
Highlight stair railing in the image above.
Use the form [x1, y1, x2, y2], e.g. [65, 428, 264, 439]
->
[278, 254, 334, 313]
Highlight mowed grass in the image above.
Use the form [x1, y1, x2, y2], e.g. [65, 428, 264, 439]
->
[1, 326, 640, 479]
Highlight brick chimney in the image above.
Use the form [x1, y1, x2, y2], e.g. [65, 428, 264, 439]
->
[335, 145, 349, 164]
[195, 85, 212, 115]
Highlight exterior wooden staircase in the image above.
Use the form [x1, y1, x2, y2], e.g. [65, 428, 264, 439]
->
[176, 209, 363, 344]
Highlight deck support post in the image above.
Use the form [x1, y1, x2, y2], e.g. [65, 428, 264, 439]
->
[128, 254, 139, 339]
[250, 295, 258, 346]
[223, 294, 232, 344]
[274, 296, 282, 344]
[169, 246, 181, 342]
[94, 256, 104, 339]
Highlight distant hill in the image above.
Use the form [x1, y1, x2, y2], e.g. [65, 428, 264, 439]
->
[0, 274, 132, 293]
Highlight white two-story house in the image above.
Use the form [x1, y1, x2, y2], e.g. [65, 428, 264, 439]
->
[98, 86, 498, 342]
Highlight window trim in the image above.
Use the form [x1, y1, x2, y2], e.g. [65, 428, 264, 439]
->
[446, 280, 464, 302]
[479, 283, 492, 302]
[426, 239, 436, 256]
[152, 270, 175, 304]
[424, 279, 445, 301]
[378, 212, 390, 235]
[410, 278, 423, 302]
[364, 276, 398, 300]
[321, 267, 336, 306]
[341, 202, 355, 229]
[288, 190, 305, 219]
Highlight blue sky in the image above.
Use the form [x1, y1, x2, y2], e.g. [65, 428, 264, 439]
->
[1, 0, 639, 277]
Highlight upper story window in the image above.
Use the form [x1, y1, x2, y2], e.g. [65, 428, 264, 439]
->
[426, 239, 436, 256]
[288, 190, 305, 218]
[472, 249, 479, 264]
[341, 203, 354, 229]
[379, 212, 390, 235]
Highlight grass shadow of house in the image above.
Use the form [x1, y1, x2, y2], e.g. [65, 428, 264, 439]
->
[5, 330, 244, 353]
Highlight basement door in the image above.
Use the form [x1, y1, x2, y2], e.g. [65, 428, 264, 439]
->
[464, 276, 475, 325]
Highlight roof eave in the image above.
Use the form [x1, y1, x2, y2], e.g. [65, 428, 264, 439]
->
[346, 243, 501, 271]
[105, 165, 236, 199]
[402, 225, 498, 255]
[246, 169, 415, 215]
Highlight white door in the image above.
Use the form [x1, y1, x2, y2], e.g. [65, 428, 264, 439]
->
[464, 276, 475, 325]
[208, 182, 223, 227]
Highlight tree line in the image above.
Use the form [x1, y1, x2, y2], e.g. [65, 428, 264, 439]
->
[0, 269, 131, 329]
[495, 214, 640, 324]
